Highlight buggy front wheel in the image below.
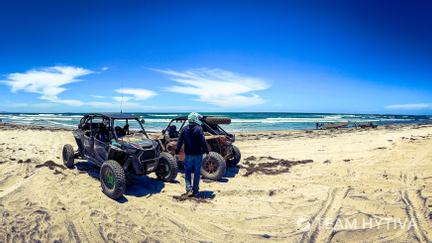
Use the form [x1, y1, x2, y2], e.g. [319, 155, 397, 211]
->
[100, 160, 126, 200]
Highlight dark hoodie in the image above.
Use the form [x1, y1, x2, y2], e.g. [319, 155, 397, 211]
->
[175, 123, 209, 155]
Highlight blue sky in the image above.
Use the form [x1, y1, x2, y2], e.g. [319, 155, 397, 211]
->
[0, 0, 431, 114]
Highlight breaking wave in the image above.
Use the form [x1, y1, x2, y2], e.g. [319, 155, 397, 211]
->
[0, 112, 428, 131]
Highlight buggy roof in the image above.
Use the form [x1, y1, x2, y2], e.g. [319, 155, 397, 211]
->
[88, 113, 139, 119]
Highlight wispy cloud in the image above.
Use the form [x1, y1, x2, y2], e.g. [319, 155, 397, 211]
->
[0, 65, 155, 110]
[48, 97, 85, 106]
[385, 103, 431, 110]
[115, 88, 157, 101]
[0, 65, 154, 110]
[91, 95, 106, 99]
[2, 65, 93, 105]
[0, 102, 57, 109]
[87, 101, 141, 109]
[153, 68, 270, 107]
[113, 96, 133, 102]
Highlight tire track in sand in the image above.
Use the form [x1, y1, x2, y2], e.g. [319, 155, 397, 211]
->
[66, 219, 102, 243]
[300, 187, 349, 243]
[400, 189, 431, 243]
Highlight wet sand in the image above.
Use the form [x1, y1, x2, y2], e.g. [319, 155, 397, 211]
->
[0, 123, 432, 242]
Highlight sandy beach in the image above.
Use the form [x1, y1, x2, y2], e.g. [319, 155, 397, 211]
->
[0, 124, 431, 242]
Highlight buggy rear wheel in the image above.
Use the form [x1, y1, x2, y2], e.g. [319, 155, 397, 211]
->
[226, 145, 241, 166]
[156, 152, 178, 182]
[201, 152, 226, 181]
[100, 160, 126, 200]
[62, 144, 75, 168]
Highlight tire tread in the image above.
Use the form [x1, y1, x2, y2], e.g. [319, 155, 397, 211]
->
[62, 144, 75, 168]
[156, 152, 178, 182]
[201, 152, 226, 181]
[100, 160, 126, 199]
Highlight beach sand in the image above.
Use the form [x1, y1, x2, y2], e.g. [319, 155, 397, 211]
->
[0, 123, 432, 242]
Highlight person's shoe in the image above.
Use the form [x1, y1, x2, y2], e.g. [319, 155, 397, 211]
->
[192, 191, 200, 197]
[185, 189, 194, 197]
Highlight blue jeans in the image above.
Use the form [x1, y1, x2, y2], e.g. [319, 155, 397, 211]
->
[184, 154, 202, 194]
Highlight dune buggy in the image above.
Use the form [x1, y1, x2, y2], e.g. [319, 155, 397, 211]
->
[153, 116, 241, 181]
[62, 113, 178, 199]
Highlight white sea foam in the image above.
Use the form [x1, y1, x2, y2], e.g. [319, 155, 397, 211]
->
[323, 115, 343, 119]
[229, 117, 376, 123]
[46, 120, 76, 127]
[19, 114, 57, 117]
[141, 117, 406, 124]
[147, 114, 179, 117]
[143, 119, 172, 123]
[7, 116, 75, 121]
[0, 113, 422, 131]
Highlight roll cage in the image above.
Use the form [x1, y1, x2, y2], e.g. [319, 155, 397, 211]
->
[162, 116, 233, 140]
[79, 113, 148, 142]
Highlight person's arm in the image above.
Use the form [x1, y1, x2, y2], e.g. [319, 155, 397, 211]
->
[198, 127, 209, 154]
[175, 129, 184, 154]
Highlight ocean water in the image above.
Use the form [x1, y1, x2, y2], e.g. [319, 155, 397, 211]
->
[0, 112, 430, 132]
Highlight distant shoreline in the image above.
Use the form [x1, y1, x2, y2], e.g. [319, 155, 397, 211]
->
[0, 112, 430, 132]
[1, 111, 432, 116]
[2, 121, 431, 135]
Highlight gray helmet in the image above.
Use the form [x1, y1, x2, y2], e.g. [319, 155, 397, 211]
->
[188, 112, 201, 124]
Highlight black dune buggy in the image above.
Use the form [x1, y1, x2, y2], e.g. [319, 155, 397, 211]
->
[62, 113, 178, 199]
[153, 116, 241, 181]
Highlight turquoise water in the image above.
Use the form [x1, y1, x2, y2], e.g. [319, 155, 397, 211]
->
[0, 112, 430, 132]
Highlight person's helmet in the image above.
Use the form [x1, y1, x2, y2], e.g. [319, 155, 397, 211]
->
[188, 112, 201, 124]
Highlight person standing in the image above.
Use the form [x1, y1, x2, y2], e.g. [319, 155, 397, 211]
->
[175, 112, 209, 196]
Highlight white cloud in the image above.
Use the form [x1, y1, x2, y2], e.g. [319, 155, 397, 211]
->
[0, 66, 159, 111]
[113, 96, 134, 102]
[91, 95, 106, 99]
[48, 97, 84, 106]
[385, 103, 431, 110]
[2, 65, 93, 104]
[0, 102, 56, 109]
[153, 68, 270, 107]
[115, 88, 157, 101]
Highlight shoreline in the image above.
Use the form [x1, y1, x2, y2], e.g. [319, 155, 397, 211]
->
[1, 112, 430, 133]
[1, 121, 431, 133]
